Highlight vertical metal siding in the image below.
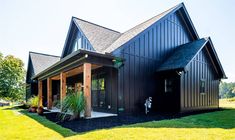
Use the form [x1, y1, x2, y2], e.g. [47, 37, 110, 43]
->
[115, 12, 192, 114]
[180, 47, 219, 112]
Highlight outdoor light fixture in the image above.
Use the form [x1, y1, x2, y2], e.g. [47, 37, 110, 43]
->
[176, 71, 182, 76]
[113, 57, 123, 68]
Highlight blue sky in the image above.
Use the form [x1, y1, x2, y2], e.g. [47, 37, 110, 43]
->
[0, 0, 234, 82]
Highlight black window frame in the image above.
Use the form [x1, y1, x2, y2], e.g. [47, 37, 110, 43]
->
[164, 78, 173, 93]
[200, 79, 206, 95]
[91, 73, 106, 108]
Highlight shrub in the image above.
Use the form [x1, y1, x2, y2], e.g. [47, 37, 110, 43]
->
[27, 96, 39, 108]
[60, 91, 85, 121]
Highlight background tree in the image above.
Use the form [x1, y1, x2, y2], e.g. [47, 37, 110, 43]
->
[0, 53, 25, 101]
[219, 82, 235, 98]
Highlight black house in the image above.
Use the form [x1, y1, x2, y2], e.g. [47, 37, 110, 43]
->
[26, 3, 226, 117]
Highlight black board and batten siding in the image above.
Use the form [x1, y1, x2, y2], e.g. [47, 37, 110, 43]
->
[180, 47, 219, 112]
[113, 11, 194, 114]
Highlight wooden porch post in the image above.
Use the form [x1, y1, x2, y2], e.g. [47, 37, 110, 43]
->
[38, 80, 43, 107]
[60, 72, 66, 110]
[83, 63, 91, 117]
[47, 78, 52, 109]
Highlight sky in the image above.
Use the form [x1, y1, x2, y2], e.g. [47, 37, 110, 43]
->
[0, 0, 235, 82]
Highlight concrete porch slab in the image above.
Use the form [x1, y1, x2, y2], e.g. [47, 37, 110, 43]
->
[84, 111, 117, 119]
[43, 107, 117, 119]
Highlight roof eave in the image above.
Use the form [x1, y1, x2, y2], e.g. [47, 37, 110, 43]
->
[61, 17, 74, 58]
[207, 37, 227, 79]
[157, 67, 185, 73]
[32, 49, 121, 80]
[180, 3, 199, 40]
[32, 49, 82, 79]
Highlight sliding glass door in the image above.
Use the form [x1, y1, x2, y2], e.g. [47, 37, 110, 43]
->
[91, 73, 106, 110]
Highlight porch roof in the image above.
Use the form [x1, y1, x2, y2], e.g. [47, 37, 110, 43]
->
[156, 37, 226, 79]
[33, 49, 122, 80]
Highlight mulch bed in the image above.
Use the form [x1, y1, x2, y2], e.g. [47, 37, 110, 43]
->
[43, 109, 221, 133]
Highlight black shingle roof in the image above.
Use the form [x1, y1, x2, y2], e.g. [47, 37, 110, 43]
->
[29, 52, 60, 76]
[103, 4, 180, 53]
[71, 3, 182, 54]
[157, 38, 208, 72]
[73, 18, 122, 52]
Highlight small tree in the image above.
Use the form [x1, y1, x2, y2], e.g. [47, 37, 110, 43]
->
[0, 53, 25, 101]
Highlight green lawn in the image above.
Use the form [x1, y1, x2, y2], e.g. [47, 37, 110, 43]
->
[0, 100, 235, 140]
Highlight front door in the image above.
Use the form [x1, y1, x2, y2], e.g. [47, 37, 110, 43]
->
[91, 73, 106, 110]
[155, 73, 180, 112]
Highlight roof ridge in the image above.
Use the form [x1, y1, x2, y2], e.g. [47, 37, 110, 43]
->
[123, 5, 178, 34]
[72, 17, 121, 34]
[102, 3, 183, 53]
[29, 51, 60, 58]
[120, 3, 182, 36]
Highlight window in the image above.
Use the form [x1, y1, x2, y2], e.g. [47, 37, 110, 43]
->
[77, 37, 81, 49]
[71, 32, 82, 53]
[99, 78, 105, 90]
[92, 78, 105, 90]
[164, 78, 173, 93]
[92, 78, 98, 90]
[72, 38, 78, 52]
[200, 79, 206, 95]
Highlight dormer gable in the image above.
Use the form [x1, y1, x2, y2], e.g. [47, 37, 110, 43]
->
[61, 17, 121, 58]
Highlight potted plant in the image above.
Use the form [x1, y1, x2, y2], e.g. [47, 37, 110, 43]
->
[27, 96, 39, 113]
[60, 90, 85, 121]
[37, 106, 44, 115]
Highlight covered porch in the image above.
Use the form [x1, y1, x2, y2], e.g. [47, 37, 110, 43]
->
[34, 50, 121, 118]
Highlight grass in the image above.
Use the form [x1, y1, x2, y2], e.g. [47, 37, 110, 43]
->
[0, 99, 234, 140]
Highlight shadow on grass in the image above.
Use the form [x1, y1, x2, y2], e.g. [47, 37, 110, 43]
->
[18, 109, 77, 138]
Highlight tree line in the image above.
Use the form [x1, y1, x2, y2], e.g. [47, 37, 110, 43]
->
[0, 52, 25, 101]
[219, 82, 235, 99]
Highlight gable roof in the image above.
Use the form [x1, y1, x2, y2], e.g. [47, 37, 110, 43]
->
[27, 52, 60, 79]
[102, 3, 199, 53]
[157, 38, 226, 79]
[73, 18, 122, 52]
[62, 3, 199, 56]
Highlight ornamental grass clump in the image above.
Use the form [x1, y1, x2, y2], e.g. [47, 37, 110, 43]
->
[60, 91, 85, 121]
